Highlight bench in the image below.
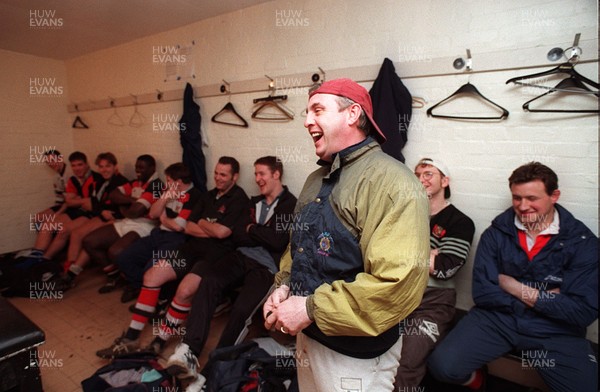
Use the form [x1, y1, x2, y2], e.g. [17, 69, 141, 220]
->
[0, 298, 45, 392]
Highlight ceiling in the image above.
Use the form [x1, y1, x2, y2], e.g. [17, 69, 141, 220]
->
[0, 0, 273, 60]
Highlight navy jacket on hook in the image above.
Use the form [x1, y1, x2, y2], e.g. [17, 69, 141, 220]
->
[179, 82, 207, 193]
[369, 58, 412, 163]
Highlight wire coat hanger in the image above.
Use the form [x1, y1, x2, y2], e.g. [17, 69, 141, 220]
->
[426, 82, 509, 120]
[107, 98, 125, 126]
[211, 81, 249, 128]
[129, 95, 145, 128]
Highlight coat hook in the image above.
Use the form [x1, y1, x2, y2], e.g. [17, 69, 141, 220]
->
[264, 75, 275, 89]
[220, 79, 230, 93]
[465, 49, 472, 71]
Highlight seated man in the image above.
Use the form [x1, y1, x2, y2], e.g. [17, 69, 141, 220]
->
[163, 156, 297, 388]
[23, 149, 68, 265]
[96, 156, 248, 358]
[81, 154, 162, 298]
[428, 162, 598, 392]
[29, 151, 103, 265]
[62, 153, 128, 278]
[394, 158, 475, 389]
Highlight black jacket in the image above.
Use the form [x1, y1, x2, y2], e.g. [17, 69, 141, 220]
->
[369, 58, 412, 163]
[235, 186, 297, 266]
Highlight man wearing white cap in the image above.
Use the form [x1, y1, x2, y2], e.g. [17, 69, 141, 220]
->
[263, 78, 430, 391]
[394, 158, 475, 389]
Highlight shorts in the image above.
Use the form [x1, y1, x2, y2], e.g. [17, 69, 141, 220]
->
[113, 218, 157, 238]
[64, 207, 93, 220]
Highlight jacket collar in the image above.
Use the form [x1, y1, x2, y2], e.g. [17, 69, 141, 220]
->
[319, 136, 380, 178]
[493, 203, 585, 241]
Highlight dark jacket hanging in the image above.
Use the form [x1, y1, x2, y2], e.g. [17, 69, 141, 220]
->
[179, 82, 207, 193]
[369, 58, 412, 163]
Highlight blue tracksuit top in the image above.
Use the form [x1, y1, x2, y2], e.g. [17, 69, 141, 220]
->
[472, 203, 598, 338]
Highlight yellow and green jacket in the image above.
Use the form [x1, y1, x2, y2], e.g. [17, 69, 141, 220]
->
[276, 137, 430, 358]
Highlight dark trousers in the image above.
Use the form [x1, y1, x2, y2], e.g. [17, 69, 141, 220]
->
[116, 228, 186, 288]
[183, 252, 274, 355]
[395, 287, 456, 388]
[427, 307, 598, 392]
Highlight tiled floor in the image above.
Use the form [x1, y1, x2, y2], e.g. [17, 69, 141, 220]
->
[7, 267, 231, 392]
[6, 265, 554, 392]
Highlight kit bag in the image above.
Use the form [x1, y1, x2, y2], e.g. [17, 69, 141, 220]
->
[81, 354, 178, 392]
[205, 341, 297, 392]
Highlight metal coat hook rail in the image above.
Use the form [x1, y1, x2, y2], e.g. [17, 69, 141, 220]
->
[67, 37, 598, 114]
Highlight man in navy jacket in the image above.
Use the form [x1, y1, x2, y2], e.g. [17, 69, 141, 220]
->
[428, 162, 597, 392]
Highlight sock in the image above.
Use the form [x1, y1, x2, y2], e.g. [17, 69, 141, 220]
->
[126, 285, 160, 341]
[67, 264, 83, 280]
[158, 300, 191, 341]
[30, 249, 44, 257]
[463, 369, 484, 390]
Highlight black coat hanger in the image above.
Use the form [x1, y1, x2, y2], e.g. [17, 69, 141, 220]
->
[71, 105, 89, 128]
[211, 102, 249, 128]
[251, 94, 294, 121]
[72, 115, 89, 129]
[506, 62, 599, 91]
[426, 82, 509, 120]
[522, 76, 599, 113]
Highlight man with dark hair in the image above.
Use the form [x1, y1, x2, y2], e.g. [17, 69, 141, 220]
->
[395, 157, 475, 389]
[82, 154, 163, 297]
[428, 162, 598, 392]
[52, 152, 129, 289]
[22, 151, 103, 268]
[263, 79, 430, 391]
[96, 157, 248, 359]
[163, 156, 297, 389]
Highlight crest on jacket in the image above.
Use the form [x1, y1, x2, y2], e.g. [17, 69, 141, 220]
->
[432, 224, 446, 238]
[317, 232, 334, 257]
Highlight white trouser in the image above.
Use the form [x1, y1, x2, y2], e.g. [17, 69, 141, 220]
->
[296, 332, 403, 392]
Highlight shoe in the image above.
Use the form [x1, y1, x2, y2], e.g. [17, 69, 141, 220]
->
[140, 338, 164, 356]
[98, 275, 123, 294]
[51, 275, 75, 292]
[167, 343, 199, 380]
[129, 298, 168, 319]
[121, 285, 141, 303]
[186, 373, 207, 392]
[212, 297, 232, 318]
[14, 255, 45, 270]
[96, 334, 139, 359]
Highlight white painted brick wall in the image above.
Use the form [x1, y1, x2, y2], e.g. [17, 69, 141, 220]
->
[0, 50, 74, 254]
[2, 0, 597, 340]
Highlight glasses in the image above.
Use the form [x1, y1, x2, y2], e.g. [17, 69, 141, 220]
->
[415, 171, 440, 180]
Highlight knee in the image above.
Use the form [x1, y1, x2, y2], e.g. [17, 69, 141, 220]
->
[143, 265, 169, 287]
[55, 226, 71, 239]
[427, 347, 465, 383]
[175, 276, 202, 303]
